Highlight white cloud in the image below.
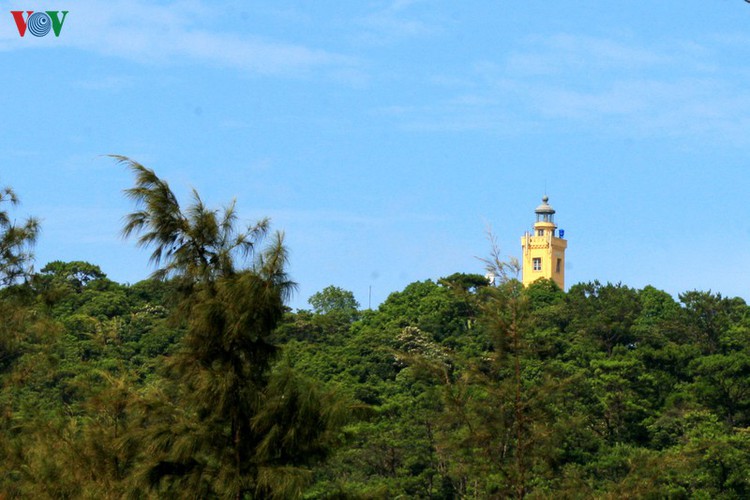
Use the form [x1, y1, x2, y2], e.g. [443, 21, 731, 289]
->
[506, 34, 669, 76]
[384, 33, 750, 144]
[0, 0, 356, 76]
[72, 75, 135, 91]
[352, 0, 439, 46]
[389, 0, 429, 12]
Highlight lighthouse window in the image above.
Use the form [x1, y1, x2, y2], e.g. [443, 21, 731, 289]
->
[556, 258, 562, 273]
[533, 258, 542, 271]
[537, 229, 544, 236]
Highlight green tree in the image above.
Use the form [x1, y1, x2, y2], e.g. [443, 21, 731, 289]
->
[680, 290, 746, 354]
[564, 281, 642, 356]
[307, 285, 360, 333]
[0, 184, 39, 285]
[117, 155, 270, 287]
[523, 278, 564, 311]
[116, 157, 344, 498]
[439, 272, 490, 294]
[308, 285, 359, 317]
[39, 260, 106, 292]
[690, 352, 750, 427]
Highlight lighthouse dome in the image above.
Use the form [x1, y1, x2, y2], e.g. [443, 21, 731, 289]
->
[535, 195, 556, 215]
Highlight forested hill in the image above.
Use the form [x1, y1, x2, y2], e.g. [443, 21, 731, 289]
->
[1, 166, 750, 498]
[2, 267, 750, 498]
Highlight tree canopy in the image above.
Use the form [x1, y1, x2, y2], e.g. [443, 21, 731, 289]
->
[0, 170, 749, 498]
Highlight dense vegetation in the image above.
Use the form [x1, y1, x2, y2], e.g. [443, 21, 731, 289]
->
[1, 163, 749, 498]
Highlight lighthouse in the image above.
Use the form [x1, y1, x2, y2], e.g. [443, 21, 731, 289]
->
[521, 195, 567, 290]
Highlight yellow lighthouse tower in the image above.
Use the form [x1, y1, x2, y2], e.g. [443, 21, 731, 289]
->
[521, 195, 567, 290]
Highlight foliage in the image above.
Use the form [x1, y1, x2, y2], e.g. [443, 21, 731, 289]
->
[308, 286, 359, 317]
[1, 175, 749, 498]
[114, 155, 269, 286]
[0, 184, 39, 285]
[112, 157, 346, 498]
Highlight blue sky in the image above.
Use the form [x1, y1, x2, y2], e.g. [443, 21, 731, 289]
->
[2, 0, 750, 309]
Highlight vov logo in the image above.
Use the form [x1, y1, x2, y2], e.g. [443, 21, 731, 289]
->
[10, 11, 68, 37]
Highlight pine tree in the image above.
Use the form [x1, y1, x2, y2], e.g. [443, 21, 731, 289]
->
[116, 156, 345, 499]
[0, 184, 39, 286]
